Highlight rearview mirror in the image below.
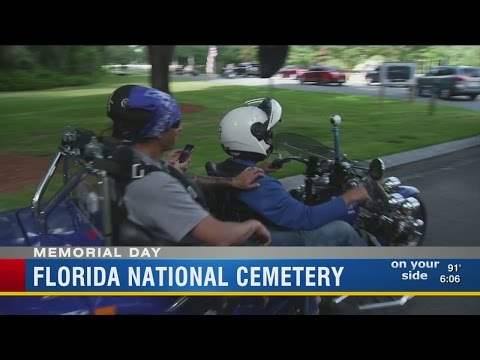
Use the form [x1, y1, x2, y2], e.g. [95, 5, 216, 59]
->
[369, 158, 385, 180]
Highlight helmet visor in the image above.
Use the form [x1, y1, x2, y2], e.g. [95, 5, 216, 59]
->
[243, 98, 281, 131]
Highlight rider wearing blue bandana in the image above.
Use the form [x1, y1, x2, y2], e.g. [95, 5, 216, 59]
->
[215, 98, 370, 247]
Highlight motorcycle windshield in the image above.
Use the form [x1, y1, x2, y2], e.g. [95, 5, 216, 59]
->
[272, 132, 336, 160]
[272, 132, 370, 168]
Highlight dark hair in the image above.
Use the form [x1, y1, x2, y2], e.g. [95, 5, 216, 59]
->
[110, 108, 152, 142]
[107, 84, 152, 142]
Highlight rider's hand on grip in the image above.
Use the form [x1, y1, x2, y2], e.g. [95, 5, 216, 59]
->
[272, 158, 286, 169]
[342, 185, 370, 205]
[260, 160, 282, 173]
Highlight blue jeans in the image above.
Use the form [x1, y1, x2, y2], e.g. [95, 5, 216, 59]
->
[268, 220, 367, 315]
[268, 220, 368, 247]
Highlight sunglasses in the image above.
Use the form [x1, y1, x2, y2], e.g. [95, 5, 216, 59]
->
[171, 119, 182, 129]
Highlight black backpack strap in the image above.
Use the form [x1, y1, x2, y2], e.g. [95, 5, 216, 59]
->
[164, 164, 208, 209]
[109, 178, 159, 246]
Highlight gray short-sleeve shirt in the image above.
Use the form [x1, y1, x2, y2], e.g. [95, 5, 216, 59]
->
[122, 151, 209, 244]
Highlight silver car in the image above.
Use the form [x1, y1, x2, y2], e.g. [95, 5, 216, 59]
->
[416, 66, 480, 100]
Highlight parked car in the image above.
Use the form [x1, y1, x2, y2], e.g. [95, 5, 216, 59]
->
[168, 65, 201, 76]
[183, 65, 200, 76]
[366, 65, 413, 87]
[244, 62, 260, 77]
[169, 64, 184, 75]
[276, 65, 306, 79]
[416, 66, 480, 100]
[222, 62, 260, 78]
[298, 66, 346, 85]
[365, 67, 381, 84]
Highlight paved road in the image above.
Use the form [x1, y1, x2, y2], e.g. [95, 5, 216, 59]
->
[335, 146, 480, 315]
[209, 76, 480, 112]
[387, 146, 480, 247]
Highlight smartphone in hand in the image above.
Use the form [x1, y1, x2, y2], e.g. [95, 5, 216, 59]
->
[178, 144, 195, 163]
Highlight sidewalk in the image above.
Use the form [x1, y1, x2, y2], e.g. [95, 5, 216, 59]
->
[279, 135, 480, 190]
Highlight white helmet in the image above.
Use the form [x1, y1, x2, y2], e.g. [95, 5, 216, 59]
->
[218, 98, 282, 160]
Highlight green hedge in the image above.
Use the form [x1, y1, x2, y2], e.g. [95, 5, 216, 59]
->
[0, 69, 106, 92]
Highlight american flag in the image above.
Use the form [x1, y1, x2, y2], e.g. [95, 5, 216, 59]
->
[206, 46, 218, 75]
[208, 45, 218, 58]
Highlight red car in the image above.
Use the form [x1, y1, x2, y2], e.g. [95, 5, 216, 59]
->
[298, 66, 347, 85]
[276, 65, 306, 79]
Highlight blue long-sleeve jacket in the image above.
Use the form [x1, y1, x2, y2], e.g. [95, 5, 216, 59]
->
[234, 160, 349, 231]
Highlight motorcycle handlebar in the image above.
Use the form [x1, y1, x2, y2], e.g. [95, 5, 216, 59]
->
[272, 156, 388, 201]
[357, 175, 390, 206]
[271, 156, 309, 169]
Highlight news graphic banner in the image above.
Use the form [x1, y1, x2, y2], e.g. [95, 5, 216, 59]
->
[0, 247, 480, 295]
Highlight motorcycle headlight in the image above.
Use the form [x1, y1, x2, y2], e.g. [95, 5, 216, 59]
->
[402, 197, 420, 214]
[382, 176, 401, 191]
[413, 219, 424, 229]
[388, 193, 405, 208]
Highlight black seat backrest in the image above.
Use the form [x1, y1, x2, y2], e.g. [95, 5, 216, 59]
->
[205, 161, 222, 177]
[205, 159, 249, 178]
[205, 160, 237, 178]
[204, 161, 241, 221]
[204, 159, 273, 225]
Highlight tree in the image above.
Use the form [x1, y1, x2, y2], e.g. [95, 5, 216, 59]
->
[287, 46, 320, 68]
[24, 45, 104, 75]
[149, 45, 175, 94]
[0, 46, 36, 70]
[239, 45, 258, 61]
[104, 46, 139, 65]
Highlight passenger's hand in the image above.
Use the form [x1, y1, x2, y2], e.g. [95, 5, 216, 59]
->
[252, 221, 271, 246]
[258, 161, 280, 173]
[166, 149, 183, 164]
[167, 149, 191, 172]
[175, 158, 191, 172]
[232, 167, 265, 189]
[342, 185, 370, 205]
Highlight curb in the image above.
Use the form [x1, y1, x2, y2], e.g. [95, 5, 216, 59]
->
[279, 135, 480, 190]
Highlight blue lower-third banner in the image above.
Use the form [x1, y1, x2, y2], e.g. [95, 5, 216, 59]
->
[18, 258, 480, 294]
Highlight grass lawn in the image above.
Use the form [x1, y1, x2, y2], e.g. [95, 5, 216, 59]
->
[1, 77, 479, 211]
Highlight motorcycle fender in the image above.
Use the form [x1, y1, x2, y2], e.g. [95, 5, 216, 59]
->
[397, 185, 420, 198]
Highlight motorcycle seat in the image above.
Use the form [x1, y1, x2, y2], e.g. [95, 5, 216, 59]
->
[205, 160, 239, 178]
[204, 160, 247, 221]
[204, 160, 273, 225]
[205, 161, 224, 177]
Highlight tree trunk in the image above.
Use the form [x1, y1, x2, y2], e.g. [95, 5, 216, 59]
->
[149, 45, 175, 94]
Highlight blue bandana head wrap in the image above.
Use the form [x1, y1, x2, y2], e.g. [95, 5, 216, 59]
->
[107, 85, 181, 140]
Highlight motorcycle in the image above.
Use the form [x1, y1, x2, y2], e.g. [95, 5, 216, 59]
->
[0, 114, 426, 315]
[270, 115, 427, 249]
[205, 114, 427, 312]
